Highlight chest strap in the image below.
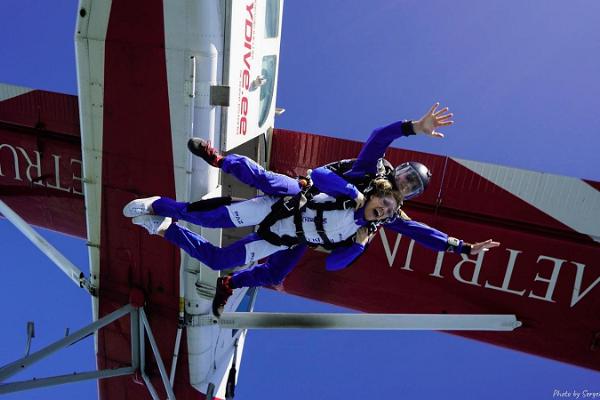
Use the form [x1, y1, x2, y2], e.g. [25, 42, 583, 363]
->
[257, 194, 358, 250]
[256, 195, 305, 248]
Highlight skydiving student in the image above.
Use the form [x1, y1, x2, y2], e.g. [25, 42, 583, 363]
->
[123, 175, 402, 315]
[183, 102, 499, 314]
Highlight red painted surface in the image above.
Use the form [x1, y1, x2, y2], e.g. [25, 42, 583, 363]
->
[4, 31, 599, 398]
[3, 84, 599, 397]
[97, 1, 203, 399]
[270, 129, 600, 372]
[0, 90, 85, 237]
[0, 89, 80, 137]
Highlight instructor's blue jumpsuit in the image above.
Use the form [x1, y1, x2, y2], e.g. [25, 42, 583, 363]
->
[196, 120, 469, 289]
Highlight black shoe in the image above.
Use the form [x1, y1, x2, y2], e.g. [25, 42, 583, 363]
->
[187, 138, 223, 168]
[212, 276, 233, 317]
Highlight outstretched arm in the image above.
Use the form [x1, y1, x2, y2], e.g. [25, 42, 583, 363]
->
[346, 103, 454, 178]
[385, 218, 498, 255]
[310, 166, 361, 200]
[325, 227, 375, 271]
[325, 242, 365, 271]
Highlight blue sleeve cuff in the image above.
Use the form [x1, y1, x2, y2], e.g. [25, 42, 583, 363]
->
[445, 237, 472, 254]
[401, 120, 417, 136]
[325, 243, 365, 271]
[349, 120, 416, 177]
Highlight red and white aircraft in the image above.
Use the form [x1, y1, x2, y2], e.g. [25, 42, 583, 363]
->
[0, 0, 598, 399]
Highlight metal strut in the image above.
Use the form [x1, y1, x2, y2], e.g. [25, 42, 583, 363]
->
[0, 199, 97, 296]
[196, 312, 522, 331]
[0, 303, 178, 399]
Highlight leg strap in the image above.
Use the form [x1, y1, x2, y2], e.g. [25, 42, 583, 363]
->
[187, 196, 232, 212]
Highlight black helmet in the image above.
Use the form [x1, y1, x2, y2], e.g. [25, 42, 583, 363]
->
[393, 162, 431, 200]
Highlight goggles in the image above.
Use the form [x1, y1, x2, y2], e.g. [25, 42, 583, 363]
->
[393, 162, 431, 200]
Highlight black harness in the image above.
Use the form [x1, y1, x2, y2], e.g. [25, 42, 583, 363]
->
[187, 159, 398, 252]
[256, 189, 359, 250]
[323, 158, 396, 192]
[257, 158, 401, 250]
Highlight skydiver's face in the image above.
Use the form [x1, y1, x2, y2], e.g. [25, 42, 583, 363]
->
[364, 194, 398, 222]
[395, 172, 421, 198]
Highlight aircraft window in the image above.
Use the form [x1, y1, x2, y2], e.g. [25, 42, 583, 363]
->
[265, 0, 280, 38]
[259, 55, 277, 127]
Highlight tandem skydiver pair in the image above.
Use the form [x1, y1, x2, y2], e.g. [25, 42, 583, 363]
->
[123, 103, 499, 316]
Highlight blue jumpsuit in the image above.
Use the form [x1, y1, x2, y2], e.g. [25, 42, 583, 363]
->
[213, 120, 468, 289]
[162, 120, 465, 290]
[220, 120, 466, 253]
[309, 120, 466, 253]
[152, 161, 367, 289]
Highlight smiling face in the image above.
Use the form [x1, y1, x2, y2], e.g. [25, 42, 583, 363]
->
[395, 173, 418, 198]
[393, 162, 430, 200]
[363, 194, 399, 222]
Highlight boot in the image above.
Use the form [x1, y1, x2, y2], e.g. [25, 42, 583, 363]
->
[212, 276, 233, 317]
[187, 138, 223, 168]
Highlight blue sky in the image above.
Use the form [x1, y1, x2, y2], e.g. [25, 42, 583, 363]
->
[1, 0, 600, 399]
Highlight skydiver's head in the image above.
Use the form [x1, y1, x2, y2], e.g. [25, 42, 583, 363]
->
[393, 162, 432, 200]
[364, 178, 403, 222]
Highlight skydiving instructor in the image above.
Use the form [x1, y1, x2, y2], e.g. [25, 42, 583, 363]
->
[186, 102, 500, 256]
[125, 103, 499, 315]
[185, 102, 500, 312]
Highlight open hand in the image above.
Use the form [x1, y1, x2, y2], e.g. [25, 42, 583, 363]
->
[354, 192, 366, 210]
[470, 239, 500, 255]
[355, 226, 373, 246]
[412, 102, 454, 138]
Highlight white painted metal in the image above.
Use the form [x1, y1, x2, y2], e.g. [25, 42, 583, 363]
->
[213, 325, 248, 400]
[138, 309, 158, 400]
[163, 0, 223, 201]
[222, 0, 283, 151]
[187, 287, 254, 399]
[0, 200, 88, 290]
[167, 1, 285, 397]
[0, 83, 32, 102]
[162, 1, 230, 396]
[0, 367, 135, 395]
[0, 304, 133, 383]
[140, 310, 177, 400]
[211, 312, 522, 331]
[169, 322, 183, 386]
[75, 0, 113, 323]
[168, 296, 185, 386]
[455, 158, 600, 242]
[0, 304, 181, 397]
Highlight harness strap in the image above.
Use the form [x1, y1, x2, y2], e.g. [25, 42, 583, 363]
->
[293, 212, 307, 243]
[256, 197, 302, 248]
[187, 196, 232, 212]
[313, 209, 332, 247]
[319, 235, 356, 251]
[306, 197, 356, 211]
[257, 191, 358, 250]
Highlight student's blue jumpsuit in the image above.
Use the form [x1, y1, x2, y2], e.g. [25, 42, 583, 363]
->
[170, 119, 469, 289]
[151, 183, 368, 289]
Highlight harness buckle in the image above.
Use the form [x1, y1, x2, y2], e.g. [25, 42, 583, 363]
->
[342, 199, 354, 210]
[283, 197, 295, 212]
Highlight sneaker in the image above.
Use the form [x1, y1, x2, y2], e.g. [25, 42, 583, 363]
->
[123, 196, 160, 218]
[212, 276, 233, 317]
[132, 215, 172, 235]
[187, 138, 223, 168]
